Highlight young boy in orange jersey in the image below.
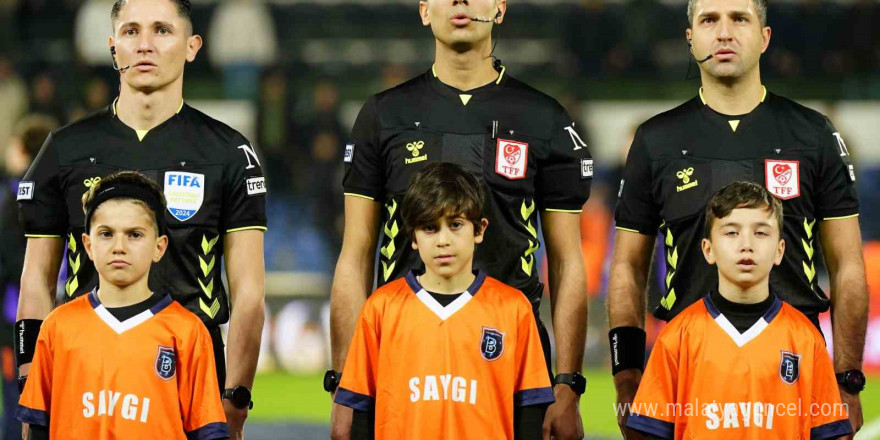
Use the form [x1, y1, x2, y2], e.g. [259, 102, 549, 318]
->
[334, 163, 554, 440]
[16, 171, 228, 440]
[626, 181, 853, 440]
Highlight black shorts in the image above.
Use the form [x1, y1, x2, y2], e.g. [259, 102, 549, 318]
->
[208, 326, 226, 393]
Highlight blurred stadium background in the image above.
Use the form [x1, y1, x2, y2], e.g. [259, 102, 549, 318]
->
[1, 0, 879, 439]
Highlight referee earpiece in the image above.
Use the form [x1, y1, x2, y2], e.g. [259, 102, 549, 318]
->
[110, 46, 130, 73]
[687, 39, 693, 51]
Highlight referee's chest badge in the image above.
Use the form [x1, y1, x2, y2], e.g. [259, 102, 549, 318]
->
[495, 139, 528, 180]
[164, 171, 205, 221]
[764, 160, 800, 200]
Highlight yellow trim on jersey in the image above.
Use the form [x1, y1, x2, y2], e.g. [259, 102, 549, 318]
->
[226, 226, 268, 233]
[24, 234, 62, 238]
[495, 65, 506, 84]
[431, 64, 505, 84]
[112, 97, 185, 141]
[823, 213, 859, 221]
[544, 208, 582, 213]
[699, 85, 767, 105]
[344, 192, 375, 201]
[615, 227, 641, 233]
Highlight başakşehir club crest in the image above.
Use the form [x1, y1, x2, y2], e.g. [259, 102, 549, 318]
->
[155, 346, 177, 380]
[164, 171, 205, 221]
[765, 160, 800, 200]
[495, 139, 528, 180]
[779, 350, 800, 385]
[480, 327, 505, 361]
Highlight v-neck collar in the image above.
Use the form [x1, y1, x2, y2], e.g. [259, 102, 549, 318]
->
[697, 86, 770, 134]
[109, 97, 185, 142]
[426, 66, 507, 107]
[405, 269, 486, 321]
[703, 292, 782, 347]
[88, 288, 173, 334]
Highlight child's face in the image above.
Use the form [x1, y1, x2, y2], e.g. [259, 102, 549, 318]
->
[82, 200, 168, 289]
[412, 214, 488, 279]
[701, 206, 785, 290]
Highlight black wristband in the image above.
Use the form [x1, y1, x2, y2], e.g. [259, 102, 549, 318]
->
[609, 326, 646, 375]
[13, 319, 43, 367]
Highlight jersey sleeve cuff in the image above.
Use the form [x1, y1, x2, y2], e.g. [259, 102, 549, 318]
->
[614, 221, 657, 236]
[225, 225, 268, 234]
[626, 413, 674, 439]
[819, 212, 859, 221]
[334, 387, 374, 412]
[514, 387, 555, 407]
[343, 187, 382, 201]
[186, 422, 231, 440]
[15, 405, 48, 427]
[540, 201, 586, 213]
[24, 234, 63, 238]
[810, 419, 852, 440]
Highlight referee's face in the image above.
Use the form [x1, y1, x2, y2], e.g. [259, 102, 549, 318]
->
[686, 0, 771, 81]
[83, 200, 169, 290]
[109, 0, 202, 93]
[420, 0, 505, 51]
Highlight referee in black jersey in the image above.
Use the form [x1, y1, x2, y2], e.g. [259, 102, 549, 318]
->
[328, 1, 593, 439]
[15, 1, 265, 438]
[607, 0, 867, 438]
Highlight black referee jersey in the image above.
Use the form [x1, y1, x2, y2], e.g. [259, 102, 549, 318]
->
[16, 100, 267, 328]
[343, 67, 593, 303]
[615, 88, 858, 321]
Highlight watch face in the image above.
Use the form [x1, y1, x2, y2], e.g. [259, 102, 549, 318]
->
[847, 372, 866, 389]
[323, 370, 338, 392]
[232, 387, 251, 407]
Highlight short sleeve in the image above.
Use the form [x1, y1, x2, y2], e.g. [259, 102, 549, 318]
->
[807, 340, 852, 440]
[178, 322, 229, 440]
[17, 133, 68, 237]
[16, 317, 55, 427]
[814, 121, 858, 220]
[625, 333, 678, 440]
[342, 96, 384, 201]
[615, 126, 661, 234]
[513, 300, 554, 407]
[335, 304, 380, 413]
[535, 109, 592, 212]
[220, 136, 268, 233]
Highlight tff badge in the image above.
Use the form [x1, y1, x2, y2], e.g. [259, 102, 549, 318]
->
[164, 172, 205, 221]
[765, 160, 800, 200]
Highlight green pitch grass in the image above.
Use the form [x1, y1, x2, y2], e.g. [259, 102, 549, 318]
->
[250, 370, 880, 436]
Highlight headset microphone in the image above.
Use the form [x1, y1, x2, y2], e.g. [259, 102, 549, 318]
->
[469, 10, 501, 23]
[696, 54, 713, 63]
[110, 46, 131, 73]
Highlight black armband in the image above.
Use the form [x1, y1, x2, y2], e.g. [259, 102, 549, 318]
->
[609, 326, 646, 375]
[14, 319, 43, 367]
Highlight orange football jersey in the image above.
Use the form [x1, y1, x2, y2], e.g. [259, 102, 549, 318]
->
[17, 291, 228, 440]
[335, 271, 554, 440]
[627, 294, 851, 440]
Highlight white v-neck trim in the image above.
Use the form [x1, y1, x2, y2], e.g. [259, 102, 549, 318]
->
[93, 305, 156, 335]
[713, 314, 770, 347]
[415, 289, 473, 321]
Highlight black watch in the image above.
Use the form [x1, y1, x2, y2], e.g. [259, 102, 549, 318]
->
[836, 370, 866, 394]
[324, 370, 342, 393]
[553, 372, 587, 395]
[223, 386, 253, 410]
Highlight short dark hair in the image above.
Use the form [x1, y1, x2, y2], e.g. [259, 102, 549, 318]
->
[13, 114, 58, 159]
[704, 181, 783, 239]
[81, 171, 167, 235]
[111, 0, 193, 31]
[687, 0, 767, 27]
[401, 163, 485, 239]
